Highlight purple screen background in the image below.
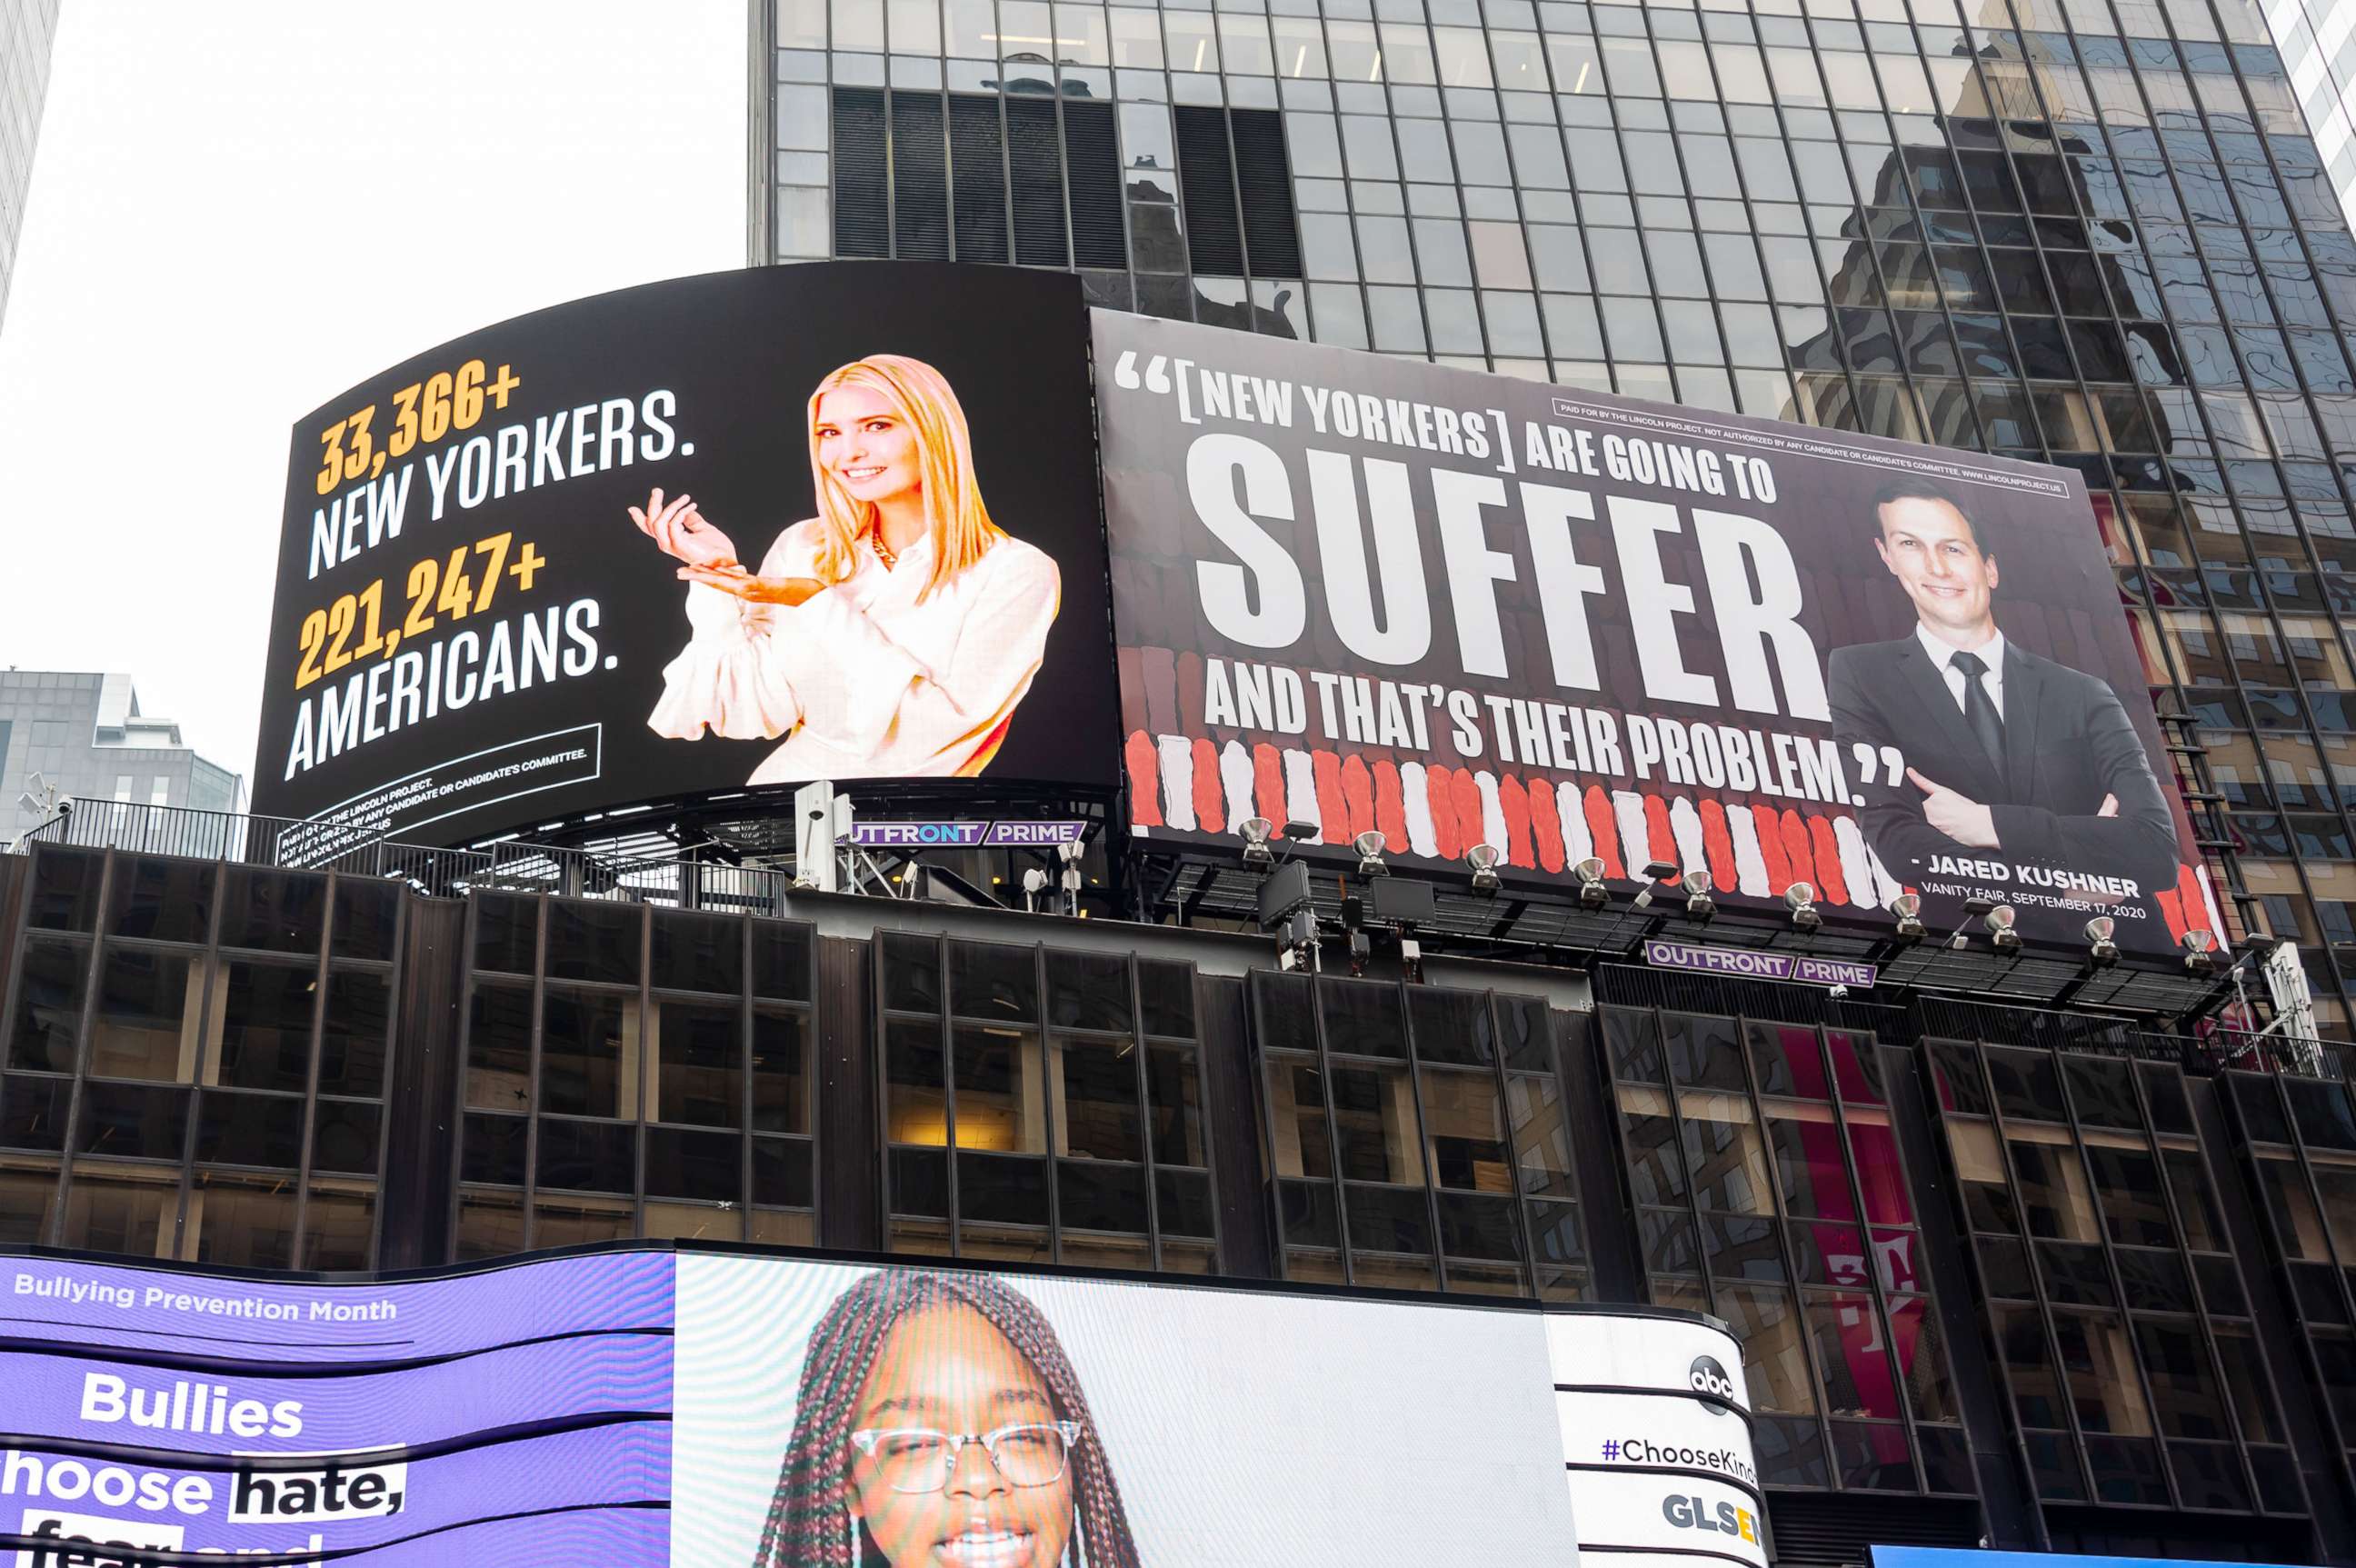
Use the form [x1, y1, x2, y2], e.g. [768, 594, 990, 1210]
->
[0, 1253, 673, 1564]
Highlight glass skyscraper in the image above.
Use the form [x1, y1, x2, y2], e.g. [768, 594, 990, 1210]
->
[0, 0, 58, 328]
[2260, 0, 2356, 224]
[761, 0, 2356, 1045]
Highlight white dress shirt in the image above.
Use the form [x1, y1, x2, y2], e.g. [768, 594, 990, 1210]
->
[1915, 624, 2006, 720]
[647, 519, 1061, 781]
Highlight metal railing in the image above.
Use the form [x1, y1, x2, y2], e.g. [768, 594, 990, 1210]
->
[1592, 964, 2343, 1082]
[9, 799, 804, 917]
[1909, 992, 2344, 1081]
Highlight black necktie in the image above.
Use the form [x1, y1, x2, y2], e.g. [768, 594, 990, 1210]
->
[1950, 649, 2005, 775]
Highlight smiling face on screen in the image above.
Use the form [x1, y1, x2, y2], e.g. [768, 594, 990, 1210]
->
[814, 385, 923, 514]
[1874, 494, 1999, 645]
[845, 1304, 1076, 1568]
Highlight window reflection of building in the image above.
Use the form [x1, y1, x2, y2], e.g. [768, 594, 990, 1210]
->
[1, 845, 398, 1271]
[1776, 28, 2193, 459]
[454, 892, 817, 1259]
[1601, 1004, 1965, 1495]
[1932, 1037, 2305, 1513]
[882, 934, 1216, 1273]
[1257, 974, 1581, 1298]
[2222, 1068, 2356, 1486]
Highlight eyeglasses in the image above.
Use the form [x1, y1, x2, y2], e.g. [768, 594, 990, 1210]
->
[849, 1422, 1082, 1493]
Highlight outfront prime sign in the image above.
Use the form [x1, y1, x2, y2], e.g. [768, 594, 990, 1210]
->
[846, 819, 1089, 848]
[1642, 937, 1880, 989]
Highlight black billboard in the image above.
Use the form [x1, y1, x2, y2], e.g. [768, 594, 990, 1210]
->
[1096, 311, 2222, 957]
[253, 265, 1119, 846]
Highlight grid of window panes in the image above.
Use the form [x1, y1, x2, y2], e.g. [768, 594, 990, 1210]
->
[2254, 0, 2356, 226]
[774, 0, 1313, 331]
[1927, 1041, 2307, 1514]
[1253, 972, 1582, 1296]
[451, 894, 816, 1260]
[2219, 1066, 2356, 1497]
[1600, 1005, 1967, 1493]
[878, 931, 1218, 1270]
[0, 844, 399, 1269]
[772, 0, 2356, 1046]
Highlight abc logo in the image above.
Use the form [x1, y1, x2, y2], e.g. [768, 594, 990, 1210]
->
[1690, 1354, 1738, 1410]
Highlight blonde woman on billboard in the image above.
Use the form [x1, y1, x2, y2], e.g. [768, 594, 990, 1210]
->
[629, 354, 1061, 782]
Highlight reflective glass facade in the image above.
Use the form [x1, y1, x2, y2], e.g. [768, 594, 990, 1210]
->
[1928, 1037, 2306, 1514]
[3, 840, 2355, 1556]
[1603, 1004, 1972, 1496]
[1253, 969, 1582, 1293]
[2221, 1064, 2356, 1503]
[452, 892, 819, 1259]
[766, 0, 2356, 1048]
[2260, 0, 2356, 225]
[0, 0, 58, 327]
[1, 845, 398, 1271]
[878, 931, 1220, 1271]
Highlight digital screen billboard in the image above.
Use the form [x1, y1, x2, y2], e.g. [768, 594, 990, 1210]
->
[1095, 311, 2222, 957]
[251, 265, 1121, 849]
[1865, 1544, 2327, 1553]
[0, 1246, 1756, 1566]
[673, 1253, 1759, 1568]
[0, 1250, 671, 1564]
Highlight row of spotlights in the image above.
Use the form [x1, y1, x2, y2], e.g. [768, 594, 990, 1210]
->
[1242, 822, 2222, 971]
[1248, 820, 1817, 931]
[1890, 894, 1926, 943]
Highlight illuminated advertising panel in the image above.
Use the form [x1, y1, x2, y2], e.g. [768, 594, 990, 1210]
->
[1096, 311, 2221, 957]
[0, 1251, 670, 1564]
[674, 1253, 1756, 1568]
[0, 1249, 1753, 1564]
[252, 265, 1120, 849]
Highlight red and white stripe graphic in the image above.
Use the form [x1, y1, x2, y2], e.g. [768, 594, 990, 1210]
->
[1123, 724, 2229, 944]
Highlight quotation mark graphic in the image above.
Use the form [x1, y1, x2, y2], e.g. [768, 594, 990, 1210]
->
[1602, 1440, 1622, 1461]
[1847, 741, 1908, 806]
[1112, 350, 1172, 394]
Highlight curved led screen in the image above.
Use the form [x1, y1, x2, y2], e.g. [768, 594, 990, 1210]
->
[0, 1247, 1754, 1566]
[252, 264, 1120, 849]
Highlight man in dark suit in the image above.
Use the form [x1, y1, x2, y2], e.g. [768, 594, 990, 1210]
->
[1827, 478, 2181, 914]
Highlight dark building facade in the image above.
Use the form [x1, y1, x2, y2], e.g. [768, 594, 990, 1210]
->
[0, 829, 2351, 1563]
[756, 0, 2356, 1055]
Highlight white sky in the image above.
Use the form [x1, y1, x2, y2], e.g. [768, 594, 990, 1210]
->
[0, 1, 746, 784]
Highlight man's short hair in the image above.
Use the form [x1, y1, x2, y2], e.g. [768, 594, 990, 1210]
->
[1870, 475, 1985, 554]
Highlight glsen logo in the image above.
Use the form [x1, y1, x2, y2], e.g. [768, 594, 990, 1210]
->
[1662, 1493, 1761, 1545]
[1690, 1353, 1738, 1410]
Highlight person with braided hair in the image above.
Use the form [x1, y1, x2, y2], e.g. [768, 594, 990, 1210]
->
[750, 1269, 1144, 1568]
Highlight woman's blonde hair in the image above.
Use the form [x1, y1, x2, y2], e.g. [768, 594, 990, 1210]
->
[806, 354, 1003, 599]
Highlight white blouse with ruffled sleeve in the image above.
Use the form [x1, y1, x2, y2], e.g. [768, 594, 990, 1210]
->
[646, 519, 1061, 783]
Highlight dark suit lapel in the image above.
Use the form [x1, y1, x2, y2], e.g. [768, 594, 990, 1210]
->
[2001, 642, 2043, 806]
[1894, 639, 2005, 802]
